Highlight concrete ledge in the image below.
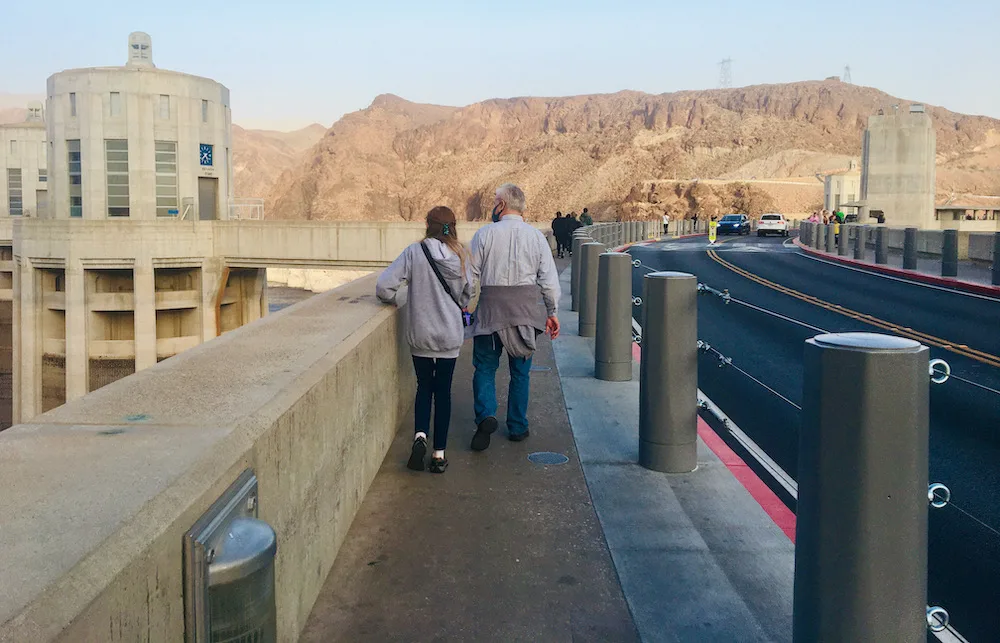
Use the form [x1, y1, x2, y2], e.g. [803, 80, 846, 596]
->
[793, 237, 1000, 297]
[0, 274, 415, 642]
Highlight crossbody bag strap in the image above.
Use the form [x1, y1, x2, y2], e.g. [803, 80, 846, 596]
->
[419, 240, 462, 309]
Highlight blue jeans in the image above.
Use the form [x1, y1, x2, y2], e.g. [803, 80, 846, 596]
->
[473, 333, 532, 436]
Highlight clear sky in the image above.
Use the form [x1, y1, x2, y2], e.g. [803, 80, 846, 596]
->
[2, 0, 997, 130]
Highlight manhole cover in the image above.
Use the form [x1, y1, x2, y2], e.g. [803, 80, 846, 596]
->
[528, 452, 569, 465]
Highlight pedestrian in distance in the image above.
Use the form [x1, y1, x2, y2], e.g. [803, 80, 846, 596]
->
[662, 212, 670, 235]
[580, 208, 593, 226]
[376, 206, 473, 474]
[551, 211, 569, 258]
[469, 184, 561, 450]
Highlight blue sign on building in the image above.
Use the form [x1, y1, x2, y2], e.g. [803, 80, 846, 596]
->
[199, 144, 213, 167]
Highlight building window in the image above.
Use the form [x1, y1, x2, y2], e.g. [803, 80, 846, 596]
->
[68, 140, 82, 217]
[847, 194, 855, 204]
[159, 94, 170, 119]
[110, 92, 122, 117]
[7, 169, 22, 216]
[69, 93, 77, 117]
[39, 169, 47, 182]
[202, 99, 209, 123]
[8, 140, 15, 155]
[105, 139, 129, 217]
[155, 141, 178, 217]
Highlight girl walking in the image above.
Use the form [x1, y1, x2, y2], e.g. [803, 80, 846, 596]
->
[376, 206, 472, 473]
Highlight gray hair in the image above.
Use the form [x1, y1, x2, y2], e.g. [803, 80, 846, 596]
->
[496, 183, 526, 214]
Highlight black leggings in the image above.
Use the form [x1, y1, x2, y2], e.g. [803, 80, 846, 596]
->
[413, 356, 457, 450]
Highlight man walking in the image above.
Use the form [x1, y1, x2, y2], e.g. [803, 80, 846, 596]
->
[551, 211, 567, 258]
[470, 183, 561, 450]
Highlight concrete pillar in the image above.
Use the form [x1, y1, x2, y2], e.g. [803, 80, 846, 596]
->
[133, 261, 157, 372]
[595, 252, 633, 381]
[837, 224, 849, 256]
[826, 224, 836, 253]
[941, 229, 959, 277]
[638, 271, 697, 473]
[903, 228, 918, 270]
[15, 259, 39, 421]
[875, 228, 888, 264]
[813, 225, 824, 250]
[800, 222, 810, 246]
[65, 262, 88, 403]
[794, 332, 928, 643]
[993, 233, 1000, 286]
[578, 242, 605, 337]
[855, 225, 867, 260]
[570, 235, 588, 312]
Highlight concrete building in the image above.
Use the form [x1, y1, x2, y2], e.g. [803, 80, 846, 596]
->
[823, 160, 861, 214]
[46, 31, 232, 221]
[859, 105, 936, 227]
[0, 104, 48, 218]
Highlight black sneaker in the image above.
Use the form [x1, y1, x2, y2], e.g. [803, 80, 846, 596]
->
[508, 429, 530, 442]
[429, 457, 448, 474]
[471, 416, 498, 452]
[407, 436, 427, 471]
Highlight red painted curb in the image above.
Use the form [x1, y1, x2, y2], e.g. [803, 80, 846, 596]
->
[630, 340, 796, 542]
[793, 238, 1000, 297]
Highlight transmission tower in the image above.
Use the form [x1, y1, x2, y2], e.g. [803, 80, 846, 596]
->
[718, 58, 733, 89]
[843, 65, 852, 84]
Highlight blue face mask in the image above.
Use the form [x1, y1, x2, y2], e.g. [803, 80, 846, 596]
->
[491, 202, 503, 223]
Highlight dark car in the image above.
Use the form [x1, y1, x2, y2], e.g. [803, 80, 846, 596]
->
[717, 214, 751, 236]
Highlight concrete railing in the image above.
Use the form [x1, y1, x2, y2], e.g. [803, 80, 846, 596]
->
[802, 223, 996, 263]
[0, 274, 414, 641]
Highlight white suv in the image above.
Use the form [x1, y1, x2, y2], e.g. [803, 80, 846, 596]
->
[757, 213, 788, 237]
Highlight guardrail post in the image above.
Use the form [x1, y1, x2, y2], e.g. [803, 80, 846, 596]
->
[875, 227, 888, 264]
[993, 232, 1000, 286]
[570, 232, 590, 312]
[578, 242, 605, 337]
[795, 332, 928, 643]
[942, 229, 959, 277]
[595, 252, 633, 381]
[825, 224, 836, 253]
[638, 271, 697, 473]
[903, 228, 918, 270]
[837, 224, 849, 256]
[855, 225, 867, 260]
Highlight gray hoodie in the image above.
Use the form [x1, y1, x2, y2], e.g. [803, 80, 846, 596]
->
[376, 238, 473, 359]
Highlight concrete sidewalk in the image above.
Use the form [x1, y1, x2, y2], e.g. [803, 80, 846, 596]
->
[300, 330, 639, 641]
[551, 268, 795, 643]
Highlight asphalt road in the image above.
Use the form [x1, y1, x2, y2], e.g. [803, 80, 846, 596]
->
[629, 232, 1000, 641]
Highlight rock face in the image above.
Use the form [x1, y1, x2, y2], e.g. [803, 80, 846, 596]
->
[232, 124, 326, 199]
[265, 81, 1000, 222]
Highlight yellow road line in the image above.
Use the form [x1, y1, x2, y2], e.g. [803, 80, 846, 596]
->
[707, 249, 1000, 369]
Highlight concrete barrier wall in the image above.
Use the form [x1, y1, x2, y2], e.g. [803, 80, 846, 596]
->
[969, 234, 996, 262]
[0, 274, 415, 642]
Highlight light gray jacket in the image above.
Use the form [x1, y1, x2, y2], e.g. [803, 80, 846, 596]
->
[376, 239, 473, 359]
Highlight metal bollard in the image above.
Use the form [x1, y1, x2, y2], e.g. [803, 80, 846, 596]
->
[993, 232, 1000, 286]
[813, 224, 824, 250]
[570, 235, 588, 311]
[826, 224, 836, 253]
[875, 227, 888, 264]
[595, 252, 633, 381]
[837, 224, 849, 256]
[803, 222, 813, 247]
[794, 332, 928, 643]
[638, 271, 697, 473]
[855, 225, 867, 260]
[903, 228, 918, 270]
[578, 242, 605, 337]
[941, 229, 958, 277]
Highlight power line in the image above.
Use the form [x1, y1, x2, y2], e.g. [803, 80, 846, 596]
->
[718, 58, 733, 89]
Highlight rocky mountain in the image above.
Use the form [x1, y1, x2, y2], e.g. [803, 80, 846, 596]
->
[232, 124, 326, 199]
[265, 81, 1000, 221]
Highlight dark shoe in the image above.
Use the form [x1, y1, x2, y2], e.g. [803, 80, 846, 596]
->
[471, 416, 498, 451]
[429, 457, 448, 474]
[407, 436, 427, 471]
[508, 429, 530, 442]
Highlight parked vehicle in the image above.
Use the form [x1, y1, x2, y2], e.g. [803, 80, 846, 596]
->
[718, 214, 751, 236]
[756, 213, 789, 237]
